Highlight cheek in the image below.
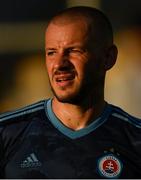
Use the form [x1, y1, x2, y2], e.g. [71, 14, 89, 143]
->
[79, 61, 97, 82]
[46, 61, 52, 79]
[74, 63, 88, 82]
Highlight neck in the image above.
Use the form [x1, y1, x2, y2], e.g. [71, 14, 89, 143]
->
[52, 95, 106, 131]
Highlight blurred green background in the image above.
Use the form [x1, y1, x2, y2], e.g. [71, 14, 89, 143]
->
[0, 0, 141, 118]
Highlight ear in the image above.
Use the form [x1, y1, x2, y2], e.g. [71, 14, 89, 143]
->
[104, 44, 118, 71]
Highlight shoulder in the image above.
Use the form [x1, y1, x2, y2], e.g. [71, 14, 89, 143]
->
[0, 99, 48, 125]
[109, 104, 141, 128]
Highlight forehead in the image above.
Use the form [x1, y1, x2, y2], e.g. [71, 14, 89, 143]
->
[45, 18, 90, 46]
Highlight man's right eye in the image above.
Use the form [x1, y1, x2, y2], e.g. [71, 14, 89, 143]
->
[47, 51, 55, 56]
[46, 51, 56, 56]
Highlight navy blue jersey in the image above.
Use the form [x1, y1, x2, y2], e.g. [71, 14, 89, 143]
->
[0, 99, 141, 178]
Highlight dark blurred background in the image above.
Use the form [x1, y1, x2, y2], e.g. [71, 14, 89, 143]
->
[0, 0, 141, 117]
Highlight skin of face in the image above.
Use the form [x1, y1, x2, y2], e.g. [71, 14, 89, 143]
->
[45, 18, 106, 104]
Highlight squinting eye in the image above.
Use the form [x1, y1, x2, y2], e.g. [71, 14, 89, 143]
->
[69, 49, 82, 54]
[72, 50, 80, 52]
[46, 51, 56, 56]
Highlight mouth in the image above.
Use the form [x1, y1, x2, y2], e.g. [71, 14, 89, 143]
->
[54, 73, 75, 86]
[56, 76, 75, 82]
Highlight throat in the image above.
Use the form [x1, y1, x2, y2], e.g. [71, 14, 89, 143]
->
[52, 98, 106, 131]
[63, 116, 88, 131]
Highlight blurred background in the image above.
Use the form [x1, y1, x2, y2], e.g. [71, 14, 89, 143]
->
[0, 0, 141, 117]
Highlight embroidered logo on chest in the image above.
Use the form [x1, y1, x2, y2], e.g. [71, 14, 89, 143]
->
[97, 154, 123, 178]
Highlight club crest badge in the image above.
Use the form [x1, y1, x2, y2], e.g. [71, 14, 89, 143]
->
[97, 154, 123, 178]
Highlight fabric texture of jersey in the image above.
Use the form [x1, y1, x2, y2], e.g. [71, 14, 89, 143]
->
[0, 99, 141, 178]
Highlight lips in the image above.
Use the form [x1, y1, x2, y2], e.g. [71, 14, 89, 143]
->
[55, 73, 75, 82]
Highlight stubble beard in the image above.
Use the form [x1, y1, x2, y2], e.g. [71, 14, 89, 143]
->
[48, 67, 105, 105]
[50, 79, 92, 105]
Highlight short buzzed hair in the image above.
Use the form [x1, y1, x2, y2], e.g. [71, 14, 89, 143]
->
[47, 6, 114, 49]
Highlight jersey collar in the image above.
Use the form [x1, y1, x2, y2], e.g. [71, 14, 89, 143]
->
[45, 99, 112, 139]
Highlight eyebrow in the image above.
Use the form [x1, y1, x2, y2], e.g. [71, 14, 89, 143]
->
[45, 44, 84, 50]
[45, 48, 57, 51]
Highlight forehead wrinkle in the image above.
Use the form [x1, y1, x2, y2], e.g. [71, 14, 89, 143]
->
[46, 21, 89, 49]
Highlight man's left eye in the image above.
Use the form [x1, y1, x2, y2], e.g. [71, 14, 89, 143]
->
[70, 49, 81, 53]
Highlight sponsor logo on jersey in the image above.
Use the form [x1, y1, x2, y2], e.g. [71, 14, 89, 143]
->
[97, 154, 123, 178]
[20, 153, 42, 168]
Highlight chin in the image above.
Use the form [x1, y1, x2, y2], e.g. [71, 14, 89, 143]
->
[54, 91, 85, 105]
[54, 94, 75, 103]
[51, 84, 88, 104]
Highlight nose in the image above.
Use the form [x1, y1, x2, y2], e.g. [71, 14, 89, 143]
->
[54, 53, 72, 70]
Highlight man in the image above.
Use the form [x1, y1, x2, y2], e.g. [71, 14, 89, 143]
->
[0, 6, 141, 179]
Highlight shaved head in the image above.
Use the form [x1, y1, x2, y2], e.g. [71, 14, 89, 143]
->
[45, 6, 117, 104]
[47, 6, 114, 50]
